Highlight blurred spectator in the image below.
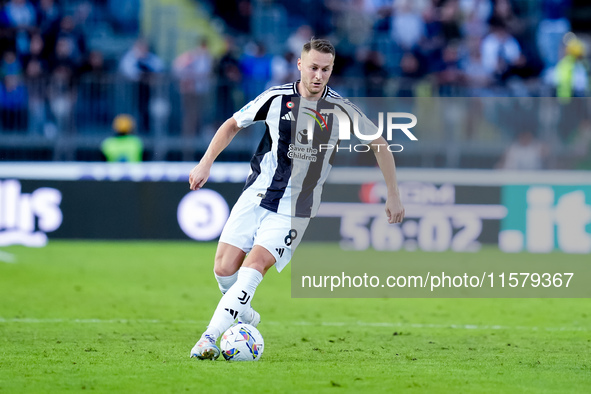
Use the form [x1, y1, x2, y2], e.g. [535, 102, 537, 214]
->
[497, 131, 547, 170]
[21, 33, 47, 70]
[78, 50, 110, 131]
[79, 50, 106, 75]
[46, 32, 79, 136]
[53, 15, 86, 65]
[268, 51, 298, 88]
[108, 0, 140, 34]
[439, 0, 463, 43]
[2, 0, 36, 55]
[537, 0, 571, 70]
[391, 0, 426, 50]
[461, 36, 493, 95]
[363, 0, 393, 17]
[36, 0, 61, 35]
[2, 0, 36, 26]
[239, 42, 272, 101]
[101, 114, 143, 162]
[48, 61, 76, 135]
[1, 50, 22, 77]
[50, 36, 79, 71]
[490, 0, 526, 40]
[363, 50, 388, 96]
[437, 42, 464, 96]
[420, 3, 445, 73]
[0, 74, 28, 130]
[173, 38, 213, 141]
[22, 33, 49, 135]
[287, 25, 313, 56]
[397, 50, 424, 97]
[23, 58, 47, 135]
[119, 38, 164, 82]
[72, 1, 93, 30]
[437, 41, 465, 96]
[332, 0, 374, 48]
[460, 0, 492, 24]
[460, 0, 491, 38]
[119, 39, 164, 133]
[216, 37, 243, 122]
[480, 17, 523, 82]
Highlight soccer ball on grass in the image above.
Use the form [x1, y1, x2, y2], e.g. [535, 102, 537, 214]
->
[220, 323, 264, 361]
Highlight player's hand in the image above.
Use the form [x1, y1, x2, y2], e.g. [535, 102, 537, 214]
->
[385, 195, 405, 224]
[189, 163, 211, 190]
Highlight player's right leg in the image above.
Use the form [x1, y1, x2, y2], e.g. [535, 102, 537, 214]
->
[213, 243, 261, 327]
[191, 246, 262, 360]
[189, 243, 247, 360]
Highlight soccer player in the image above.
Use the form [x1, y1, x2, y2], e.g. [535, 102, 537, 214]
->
[189, 39, 405, 360]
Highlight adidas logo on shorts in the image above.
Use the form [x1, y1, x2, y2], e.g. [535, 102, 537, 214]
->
[275, 247, 285, 258]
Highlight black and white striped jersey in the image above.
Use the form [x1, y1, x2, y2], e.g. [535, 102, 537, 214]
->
[233, 81, 378, 218]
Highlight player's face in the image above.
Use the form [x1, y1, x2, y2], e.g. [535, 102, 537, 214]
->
[297, 49, 334, 99]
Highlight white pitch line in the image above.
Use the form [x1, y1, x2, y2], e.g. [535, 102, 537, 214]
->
[0, 317, 588, 332]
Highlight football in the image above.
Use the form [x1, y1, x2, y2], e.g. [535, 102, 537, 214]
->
[220, 324, 264, 361]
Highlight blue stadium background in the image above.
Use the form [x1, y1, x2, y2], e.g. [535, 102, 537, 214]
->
[0, 0, 590, 169]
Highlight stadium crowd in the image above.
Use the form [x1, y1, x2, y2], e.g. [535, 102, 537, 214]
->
[0, 0, 589, 168]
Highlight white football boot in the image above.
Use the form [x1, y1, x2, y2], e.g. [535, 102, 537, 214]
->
[190, 334, 220, 360]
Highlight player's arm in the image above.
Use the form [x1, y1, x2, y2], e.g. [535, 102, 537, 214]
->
[369, 136, 405, 223]
[189, 117, 241, 190]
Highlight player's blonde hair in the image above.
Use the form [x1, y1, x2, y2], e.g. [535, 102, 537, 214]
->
[302, 38, 335, 57]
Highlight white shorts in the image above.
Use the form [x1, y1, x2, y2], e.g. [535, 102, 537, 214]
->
[219, 195, 310, 272]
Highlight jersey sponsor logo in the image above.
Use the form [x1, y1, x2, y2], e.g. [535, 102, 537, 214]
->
[288, 143, 317, 162]
[281, 111, 296, 121]
[275, 247, 285, 258]
[297, 129, 311, 144]
[303, 107, 328, 130]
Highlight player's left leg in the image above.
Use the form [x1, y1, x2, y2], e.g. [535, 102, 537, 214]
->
[214, 197, 262, 325]
[190, 246, 274, 360]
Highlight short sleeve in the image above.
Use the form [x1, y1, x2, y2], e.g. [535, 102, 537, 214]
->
[233, 98, 259, 128]
[232, 88, 277, 128]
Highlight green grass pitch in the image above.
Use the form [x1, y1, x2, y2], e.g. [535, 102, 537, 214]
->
[0, 241, 589, 393]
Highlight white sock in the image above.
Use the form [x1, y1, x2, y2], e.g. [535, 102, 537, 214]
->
[205, 267, 263, 339]
[215, 269, 256, 322]
[214, 270, 238, 294]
